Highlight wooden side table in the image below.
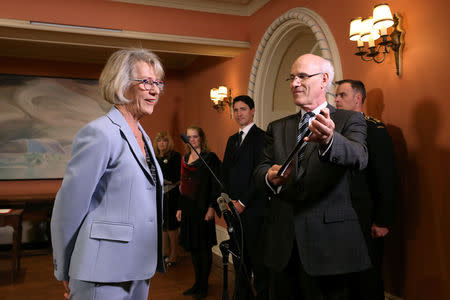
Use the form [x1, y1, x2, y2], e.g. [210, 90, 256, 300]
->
[0, 194, 55, 256]
[0, 209, 24, 282]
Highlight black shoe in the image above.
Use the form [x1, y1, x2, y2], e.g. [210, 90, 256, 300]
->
[183, 284, 199, 296]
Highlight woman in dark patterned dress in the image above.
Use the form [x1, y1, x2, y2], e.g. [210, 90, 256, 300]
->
[153, 131, 181, 266]
[176, 126, 221, 300]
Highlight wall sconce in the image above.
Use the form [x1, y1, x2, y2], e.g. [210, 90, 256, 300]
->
[349, 3, 405, 76]
[210, 86, 233, 119]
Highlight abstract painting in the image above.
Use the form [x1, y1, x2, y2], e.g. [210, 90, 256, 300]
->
[0, 74, 111, 179]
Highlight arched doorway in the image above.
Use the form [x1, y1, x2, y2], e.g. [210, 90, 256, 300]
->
[248, 7, 342, 129]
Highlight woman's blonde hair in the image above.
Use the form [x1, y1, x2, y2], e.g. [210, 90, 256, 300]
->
[99, 48, 164, 105]
[153, 131, 174, 157]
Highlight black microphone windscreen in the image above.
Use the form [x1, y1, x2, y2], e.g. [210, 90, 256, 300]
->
[180, 133, 190, 144]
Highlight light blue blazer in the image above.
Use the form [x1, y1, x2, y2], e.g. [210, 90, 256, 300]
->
[51, 106, 165, 283]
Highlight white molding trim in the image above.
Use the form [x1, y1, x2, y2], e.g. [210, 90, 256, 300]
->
[246, 0, 271, 16]
[247, 7, 342, 126]
[0, 18, 249, 57]
[0, 18, 249, 51]
[112, 0, 270, 16]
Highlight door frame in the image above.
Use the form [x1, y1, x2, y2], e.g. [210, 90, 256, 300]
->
[248, 7, 342, 127]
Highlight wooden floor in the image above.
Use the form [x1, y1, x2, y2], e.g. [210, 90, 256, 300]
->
[0, 252, 235, 300]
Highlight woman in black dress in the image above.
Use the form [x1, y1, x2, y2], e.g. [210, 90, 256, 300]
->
[176, 126, 221, 300]
[153, 131, 181, 266]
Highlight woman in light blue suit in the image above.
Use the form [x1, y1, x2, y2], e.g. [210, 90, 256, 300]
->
[51, 48, 166, 300]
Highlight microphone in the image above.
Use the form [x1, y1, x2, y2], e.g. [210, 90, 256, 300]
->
[217, 193, 234, 233]
[180, 133, 190, 144]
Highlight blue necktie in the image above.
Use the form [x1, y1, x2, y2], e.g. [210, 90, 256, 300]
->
[297, 112, 315, 162]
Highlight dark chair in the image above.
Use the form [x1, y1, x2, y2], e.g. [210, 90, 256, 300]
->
[0, 208, 24, 282]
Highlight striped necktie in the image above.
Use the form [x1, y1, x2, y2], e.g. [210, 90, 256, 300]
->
[297, 112, 315, 162]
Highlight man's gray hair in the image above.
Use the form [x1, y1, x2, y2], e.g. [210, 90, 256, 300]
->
[321, 58, 335, 91]
[99, 48, 164, 105]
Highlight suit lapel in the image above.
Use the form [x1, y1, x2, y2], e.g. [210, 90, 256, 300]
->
[231, 124, 255, 161]
[285, 115, 299, 155]
[227, 133, 239, 162]
[107, 107, 152, 181]
[298, 104, 337, 178]
[285, 115, 300, 175]
[304, 104, 336, 161]
[299, 142, 316, 177]
[327, 103, 336, 120]
[239, 124, 255, 148]
[140, 124, 163, 187]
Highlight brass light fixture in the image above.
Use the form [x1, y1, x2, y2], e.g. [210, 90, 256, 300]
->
[210, 86, 233, 119]
[349, 3, 405, 76]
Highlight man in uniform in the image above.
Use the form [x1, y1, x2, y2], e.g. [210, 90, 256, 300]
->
[335, 79, 397, 300]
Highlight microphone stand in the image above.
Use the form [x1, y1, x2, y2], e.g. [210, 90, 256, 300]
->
[180, 134, 253, 300]
[217, 193, 242, 300]
[180, 134, 241, 221]
[218, 194, 255, 300]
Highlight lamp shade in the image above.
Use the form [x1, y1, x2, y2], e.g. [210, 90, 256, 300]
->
[371, 29, 381, 41]
[360, 17, 380, 42]
[349, 17, 362, 41]
[373, 4, 394, 30]
[210, 88, 218, 102]
[218, 86, 228, 99]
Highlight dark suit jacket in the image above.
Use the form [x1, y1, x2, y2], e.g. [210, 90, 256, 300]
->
[351, 115, 397, 262]
[223, 124, 268, 298]
[222, 124, 266, 216]
[255, 104, 372, 276]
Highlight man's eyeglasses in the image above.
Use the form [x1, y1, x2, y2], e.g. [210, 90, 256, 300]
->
[286, 72, 323, 82]
[131, 78, 165, 91]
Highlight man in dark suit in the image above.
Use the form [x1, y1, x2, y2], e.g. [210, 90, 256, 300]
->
[335, 79, 397, 300]
[254, 54, 371, 300]
[222, 95, 268, 300]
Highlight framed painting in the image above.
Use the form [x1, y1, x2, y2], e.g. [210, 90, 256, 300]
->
[0, 74, 111, 180]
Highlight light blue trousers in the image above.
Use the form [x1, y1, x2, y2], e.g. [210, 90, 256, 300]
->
[68, 278, 150, 300]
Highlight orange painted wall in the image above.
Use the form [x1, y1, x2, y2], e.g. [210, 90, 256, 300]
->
[1, 0, 449, 298]
[140, 70, 187, 152]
